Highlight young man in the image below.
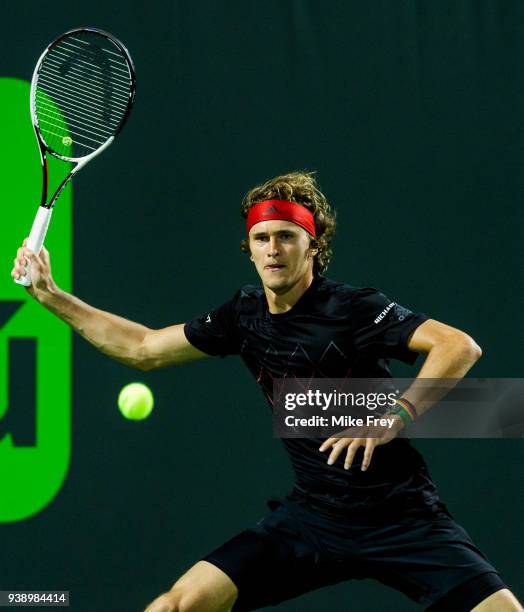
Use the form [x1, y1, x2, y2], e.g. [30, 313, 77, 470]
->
[12, 172, 521, 611]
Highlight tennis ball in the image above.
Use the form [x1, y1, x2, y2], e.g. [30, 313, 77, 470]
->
[118, 383, 154, 420]
[62, 136, 72, 146]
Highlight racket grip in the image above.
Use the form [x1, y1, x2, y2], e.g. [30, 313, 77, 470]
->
[15, 206, 53, 287]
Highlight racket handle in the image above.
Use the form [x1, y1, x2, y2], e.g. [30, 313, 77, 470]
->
[15, 206, 53, 287]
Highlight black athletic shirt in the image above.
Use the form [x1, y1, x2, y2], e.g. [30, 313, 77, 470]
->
[185, 277, 440, 514]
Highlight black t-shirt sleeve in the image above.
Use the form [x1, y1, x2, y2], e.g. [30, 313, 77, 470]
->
[184, 292, 242, 357]
[350, 288, 428, 364]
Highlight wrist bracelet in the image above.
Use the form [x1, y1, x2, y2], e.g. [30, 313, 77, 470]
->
[388, 405, 412, 427]
[395, 397, 417, 421]
[388, 398, 417, 427]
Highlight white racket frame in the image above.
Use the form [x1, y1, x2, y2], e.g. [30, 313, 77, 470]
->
[15, 27, 134, 287]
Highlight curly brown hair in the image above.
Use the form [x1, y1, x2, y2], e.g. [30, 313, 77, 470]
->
[240, 171, 336, 277]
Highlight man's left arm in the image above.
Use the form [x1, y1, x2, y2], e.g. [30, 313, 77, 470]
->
[319, 319, 482, 470]
[401, 318, 482, 416]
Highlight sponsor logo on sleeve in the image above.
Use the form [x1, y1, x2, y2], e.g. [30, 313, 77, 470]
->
[374, 302, 413, 324]
[374, 302, 395, 324]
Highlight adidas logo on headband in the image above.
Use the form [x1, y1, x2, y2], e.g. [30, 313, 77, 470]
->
[263, 205, 279, 215]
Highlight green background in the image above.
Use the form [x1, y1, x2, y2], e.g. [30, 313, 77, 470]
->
[0, 1, 522, 610]
[0, 78, 72, 523]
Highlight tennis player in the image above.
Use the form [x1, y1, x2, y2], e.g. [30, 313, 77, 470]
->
[12, 172, 521, 611]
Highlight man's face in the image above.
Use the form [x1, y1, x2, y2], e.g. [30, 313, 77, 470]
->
[248, 220, 317, 293]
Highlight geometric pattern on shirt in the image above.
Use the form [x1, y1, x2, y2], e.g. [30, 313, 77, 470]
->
[240, 340, 353, 407]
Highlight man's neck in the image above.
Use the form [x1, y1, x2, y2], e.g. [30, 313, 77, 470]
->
[264, 271, 315, 314]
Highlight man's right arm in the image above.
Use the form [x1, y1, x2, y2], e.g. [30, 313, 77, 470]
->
[12, 242, 208, 371]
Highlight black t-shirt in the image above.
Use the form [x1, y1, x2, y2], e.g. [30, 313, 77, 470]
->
[185, 277, 439, 514]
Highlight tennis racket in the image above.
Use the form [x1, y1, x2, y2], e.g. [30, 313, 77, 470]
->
[15, 27, 136, 287]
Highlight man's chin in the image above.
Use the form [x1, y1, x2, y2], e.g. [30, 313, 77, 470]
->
[263, 275, 291, 293]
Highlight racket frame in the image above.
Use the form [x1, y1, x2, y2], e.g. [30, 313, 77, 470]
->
[15, 27, 136, 287]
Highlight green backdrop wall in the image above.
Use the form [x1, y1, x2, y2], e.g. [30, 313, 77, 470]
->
[0, 1, 522, 610]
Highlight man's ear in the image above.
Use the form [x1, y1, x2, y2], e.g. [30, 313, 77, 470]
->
[250, 254, 254, 262]
[308, 238, 319, 258]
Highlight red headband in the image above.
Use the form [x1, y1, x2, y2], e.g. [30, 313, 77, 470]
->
[246, 200, 317, 237]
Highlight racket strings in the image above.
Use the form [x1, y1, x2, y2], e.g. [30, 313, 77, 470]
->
[34, 30, 133, 159]
[39, 62, 130, 107]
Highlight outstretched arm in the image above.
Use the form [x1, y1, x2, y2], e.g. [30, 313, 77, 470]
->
[11, 241, 208, 370]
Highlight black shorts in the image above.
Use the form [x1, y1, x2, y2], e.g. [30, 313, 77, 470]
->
[202, 490, 506, 611]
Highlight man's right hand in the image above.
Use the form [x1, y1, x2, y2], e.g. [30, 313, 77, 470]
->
[11, 238, 58, 301]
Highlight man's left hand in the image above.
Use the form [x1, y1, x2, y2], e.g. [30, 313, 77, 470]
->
[318, 414, 404, 471]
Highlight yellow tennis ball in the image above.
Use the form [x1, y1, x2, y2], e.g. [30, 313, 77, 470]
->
[62, 136, 72, 146]
[118, 383, 154, 420]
